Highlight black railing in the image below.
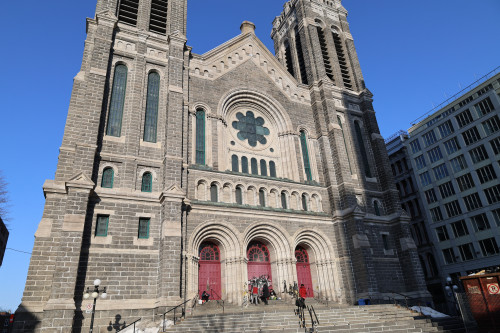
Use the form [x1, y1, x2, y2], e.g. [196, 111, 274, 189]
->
[117, 318, 141, 332]
[210, 289, 225, 314]
[381, 290, 429, 315]
[158, 299, 191, 331]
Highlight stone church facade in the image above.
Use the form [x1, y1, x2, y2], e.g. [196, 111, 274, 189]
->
[16, 0, 429, 331]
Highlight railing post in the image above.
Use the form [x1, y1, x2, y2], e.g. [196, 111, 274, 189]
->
[133, 322, 135, 333]
[163, 313, 165, 332]
[174, 308, 176, 325]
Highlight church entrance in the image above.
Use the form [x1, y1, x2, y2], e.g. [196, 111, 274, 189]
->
[247, 242, 273, 286]
[198, 242, 221, 300]
[295, 246, 313, 298]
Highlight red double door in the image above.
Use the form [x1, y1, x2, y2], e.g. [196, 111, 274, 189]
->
[198, 243, 222, 300]
[296, 247, 314, 298]
[247, 242, 273, 288]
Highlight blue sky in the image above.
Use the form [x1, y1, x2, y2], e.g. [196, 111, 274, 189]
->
[0, 0, 499, 311]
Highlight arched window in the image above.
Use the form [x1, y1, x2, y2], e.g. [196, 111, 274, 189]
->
[101, 167, 114, 188]
[143, 72, 160, 143]
[302, 194, 308, 211]
[199, 243, 220, 261]
[300, 131, 313, 181]
[210, 184, 218, 202]
[374, 201, 381, 216]
[260, 160, 268, 176]
[106, 64, 128, 137]
[281, 192, 287, 209]
[196, 110, 206, 165]
[251, 158, 258, 175]
[284, 40, 295, 77]
[354, 121, 372, 177]
[259, 189, 266, 207]
[141, 172, 153, 192]
[295, 247, 309, 263]
[235, 187, 243, 205]
[315, 26, 334, 80]
[231, 155, 239, 172]
[269, 161, 277, 178]
[241, 156, 249, 173]
[337, 116, 353, 174]
[118, 0, 139, 26]
[294, 27, 308, 85]
[247, 242, 270, 262]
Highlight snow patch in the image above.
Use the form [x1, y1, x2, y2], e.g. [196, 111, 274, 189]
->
[410, 306, 449, 318]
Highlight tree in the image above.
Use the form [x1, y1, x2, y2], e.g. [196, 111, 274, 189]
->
[0, 171, 8, 221]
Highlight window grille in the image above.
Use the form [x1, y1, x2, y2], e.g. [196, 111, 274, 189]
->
[479, 238, 499, 256]
[456, 173, 474, 191]
[284, 40, 295, 77]
[149, 0, 168, 34]
[141, 172, 153, 192]
[451, 220, 469, 238]
[143, 72, 160, 143]
[427, 146, 443, 163]
[316, 27, 334, 81]
[422, 130, 437, 147]
[241, 156, 249, 173]
[354, 122, 372, 177]
[476, 164, 496, 184]
[438, 120, 454, 138]
[435, 226, 449, 241]
[260, 160, 268, 177]
[251, 158, 258, 175]
[106, 65, 128, 137]
[463, 193, 483, 211]
[455, 109, 474, 128]
[484, 185, 500, 204]
[474, 97, 495, 116]
[300, 131, 313, 181]
[195, 110, 205, 165]
[231, 155, 239, 172]
[294, 27, 308, 84]
[138, 218, 150, 239]
[438, 181, 455, 198]
[96, 216, 109, 237]
[462, 127, 481, 146]
[444, 137, 460, 155]
[332, 33, 352, 89]
[469, 145, 488, 163]
[269, 161, 277, 178]
[102, 167, 114, 188]
[118, 0, 139, 26]
[445, 200, 462, 218]
[482, 115, 500, 135]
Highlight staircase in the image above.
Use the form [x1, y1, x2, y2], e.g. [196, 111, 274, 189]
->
[163, 299, 473, 333]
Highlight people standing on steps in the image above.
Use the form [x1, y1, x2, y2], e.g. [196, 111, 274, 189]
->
[252, 284, 259, 305]
[261, 282, 270, 305]
[299, 284, 307, 308]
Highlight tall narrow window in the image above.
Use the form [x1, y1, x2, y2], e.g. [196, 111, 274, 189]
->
[284, 40, 295, 77]
[141, 172, 153, 192]
[149, 0, 168, 34]
[235, 187, 243, 205]
[302, 194, 308, 211]
[260, 160, 268, 176]
[374, 201, 381, 216]
[269, 161, 277, 178]
[117, 0, 139, 26]
[354, 122, 372, 177]
[294, 27, 308, 85]
[332, 32, 352, 89]
[300, 131, 313, 181]
[259, 189, 266, 207]
[281, 192, 288, 209]
[231, 155, 239, 172]
[143, 72, 160, 143]
[338, 116, 353, 174]
[316, 26, 334, 81]
[106, 65, 128, 137]
[138, 218, 150, 239]
[101, 167, 114, 188]
[241, 156, 249, 173]
[382, 235, 389, 251]
[95, 216, 109, 237]
[251, 158, 258, 175]
[196, 110, 206, 165]
[210, 184, 218, 202]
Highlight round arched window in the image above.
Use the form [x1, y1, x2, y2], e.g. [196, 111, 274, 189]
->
[199, 243, 220, 261]
[247, 242, 270, 262]
[295, 247, 309, 263]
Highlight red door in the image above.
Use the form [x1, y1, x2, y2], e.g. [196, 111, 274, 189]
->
[296, 247, 314, 298]
[247, 242, 273, 287]
[198, 243, 221, 300]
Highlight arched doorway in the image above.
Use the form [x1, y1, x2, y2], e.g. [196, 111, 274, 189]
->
[295, 246, 314, 298]
[198, 242, 221, 300]
[247, 242, 273, 286]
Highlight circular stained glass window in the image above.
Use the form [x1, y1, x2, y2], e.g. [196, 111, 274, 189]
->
[232, 111, 270, 147]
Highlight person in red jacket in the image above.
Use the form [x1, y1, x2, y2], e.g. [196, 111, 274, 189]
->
[298, 284, 307, 308]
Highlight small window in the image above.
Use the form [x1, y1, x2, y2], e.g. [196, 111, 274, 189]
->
[456, 173, 474, 191]
[141, 172, 153, 192]
[432, 163, 449, 180]
[374, 201, 381, 216]
[138, 218, 150, 239]
[451, 220, 469, 238]
[469, 145, 489, 164]
[260, 160, 268, 176]
[444, 137, 460, 155]
[463, 193, 482, 211]
[235, 187, 243, 205]
[458, 243, 476, 261]
[409, 139, 421, 154]
[422, 130, 437, 147]
[210, 184, 218, 202]
[419, 255, 428, 277]
[269, 161, 277, 178]
[259, 189, 266, 207]
[95, 216, 109, 237]
[419, 171, 432, 187]
[301, 194, 308, 211]
[438, 120, 454, 138]
[382, 234, 389, 251]
[482, 115, 500, 135]
[251, 158, 258, 175]
[232, 155, 239, 172]
[474, 97, 495, 116]
[435, 226, 449, 242]
[471, 213, 490, 232]
[241, 156, 249, 173]
[490, 137, 500, 155]
[281, 192, 287, 209]
[477, 164, 497, 184]
[494, 209, 500, 227]
[430, 207, 443, 222]
[427, 147, 443, 163]
[445, 200, 462, 218]
[425, 189, 438, 204]
[462, 127, 481, 146]
[428, 254, 438, 277]
[102, 167, 114, 188]
[415, 155, 426, 170]
[455, 109, 474, 128]
[439, 182, 455, 198]
[450, 155, 467, 172]
[479, 238, 500, 256]
[442, 248, 456, 264]
[484, 185, 500, 204]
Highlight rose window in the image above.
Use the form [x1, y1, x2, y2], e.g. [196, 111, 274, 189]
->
[232, 111, 270, 147]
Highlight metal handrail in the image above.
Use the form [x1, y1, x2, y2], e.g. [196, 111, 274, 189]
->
[210, 289, 225, 314]
[158, 299, 191, 331]
[117, 318, 141, 332]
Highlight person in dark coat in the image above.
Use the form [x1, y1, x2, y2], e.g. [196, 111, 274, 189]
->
[261, 283, 270, 305]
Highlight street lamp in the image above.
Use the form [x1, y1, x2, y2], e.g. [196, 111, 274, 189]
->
[83, 279, 107, 333]
[444, 276, 459, 314]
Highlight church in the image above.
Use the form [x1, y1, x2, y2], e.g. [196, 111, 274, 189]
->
[16, 0, 429, 331]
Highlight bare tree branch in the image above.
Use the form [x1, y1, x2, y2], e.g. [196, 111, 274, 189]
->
[0, 170, 9, 221]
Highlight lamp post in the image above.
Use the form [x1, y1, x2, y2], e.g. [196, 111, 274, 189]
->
[445, 276, 459, 314]
[83, 279, 107, 333]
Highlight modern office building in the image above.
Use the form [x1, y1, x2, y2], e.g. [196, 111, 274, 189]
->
[0, 217, 8, 267]
[386, 131, 446, 311]
[406, 72, 500, 288]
